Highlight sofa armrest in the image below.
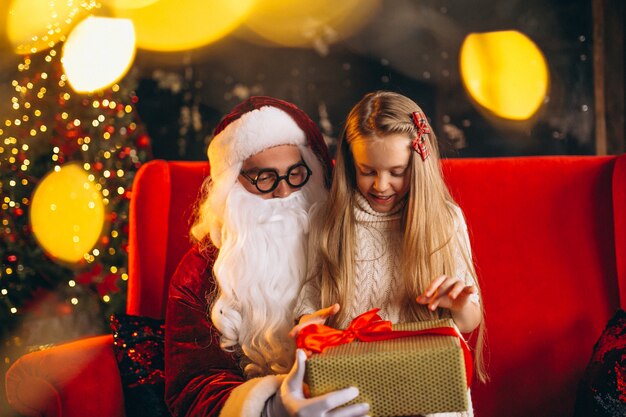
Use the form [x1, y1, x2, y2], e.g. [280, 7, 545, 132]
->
[5, 334, 125, 417]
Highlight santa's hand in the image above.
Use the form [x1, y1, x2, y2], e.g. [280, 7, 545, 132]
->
[266, 349, 369, 417]
[289, 304, 340, 339]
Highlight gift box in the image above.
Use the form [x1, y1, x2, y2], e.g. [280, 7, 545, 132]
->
[300, 311, 471, 417]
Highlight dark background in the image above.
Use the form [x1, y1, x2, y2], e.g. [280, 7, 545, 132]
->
[1, 0, 613, 162]
[133, 0, 598, 160]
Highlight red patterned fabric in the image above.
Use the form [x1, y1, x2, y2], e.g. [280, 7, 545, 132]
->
[164, 245, 245, 417]
[574, 309, 626, 416]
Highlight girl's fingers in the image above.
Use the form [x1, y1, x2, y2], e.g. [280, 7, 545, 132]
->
[419, 277, 475, 311]
[447, 281, 468, 300]
[427, 281, 474, 310]
[288, 326, 301, 338]
[318, 303, 340, 318]
[435, 278, 459, 297]
[289, 319, 322, 338]
[289, 304, 341, 338]
[424, 275, 448, 297]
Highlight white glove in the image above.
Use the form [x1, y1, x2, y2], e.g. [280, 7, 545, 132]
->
[264, 349, 370, 417]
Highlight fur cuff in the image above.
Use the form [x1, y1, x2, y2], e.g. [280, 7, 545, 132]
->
[219, 374, 285, 417]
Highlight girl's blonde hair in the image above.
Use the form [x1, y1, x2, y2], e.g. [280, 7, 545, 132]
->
[315, 90, 487, 382]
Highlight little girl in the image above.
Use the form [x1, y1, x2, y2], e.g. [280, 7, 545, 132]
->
[294, 90, 487, 417]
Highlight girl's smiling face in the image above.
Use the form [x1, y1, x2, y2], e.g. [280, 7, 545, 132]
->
[351, 133, 412, 213]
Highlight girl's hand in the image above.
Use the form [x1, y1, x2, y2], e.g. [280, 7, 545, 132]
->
[416, 275, 477, 313]
[289, 304, 341, 357]
[289, 304, 340, 339]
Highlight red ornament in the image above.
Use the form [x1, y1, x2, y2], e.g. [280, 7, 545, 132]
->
[96, 272, 120, 296]
[64, 129, 81, 139]
[75, 263, 104, 285]
[136, 134, 150, 148]
[58, 303, 73, 315]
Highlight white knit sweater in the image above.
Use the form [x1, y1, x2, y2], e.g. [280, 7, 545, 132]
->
[297, 192, 479, 324]
[296, 192, 477, 417]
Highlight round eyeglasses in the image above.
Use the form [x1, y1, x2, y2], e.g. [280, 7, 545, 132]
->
[239, 161, 312, 193]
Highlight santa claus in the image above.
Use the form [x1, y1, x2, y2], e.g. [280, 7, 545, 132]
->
[165, 96, 369, 417]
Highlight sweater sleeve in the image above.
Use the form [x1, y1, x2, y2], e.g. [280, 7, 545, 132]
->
[294, 277, 320, 319]
[294, 213, 323, 319]
[165, 245, 246, 417]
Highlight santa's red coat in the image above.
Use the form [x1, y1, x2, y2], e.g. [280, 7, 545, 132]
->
[165, 245, 284, 417]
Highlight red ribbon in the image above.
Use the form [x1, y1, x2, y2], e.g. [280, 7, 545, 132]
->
[297, 308, 473, 386]
[411, 111, 431, 161]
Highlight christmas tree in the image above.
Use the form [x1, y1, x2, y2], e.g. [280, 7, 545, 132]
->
[0, 20, 151, 351]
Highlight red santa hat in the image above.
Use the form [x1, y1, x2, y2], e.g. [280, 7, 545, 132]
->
[208, 96, 332, 188]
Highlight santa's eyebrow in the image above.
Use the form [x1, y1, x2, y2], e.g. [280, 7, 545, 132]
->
[241, 166, 262, 174]
[242, 160, 306, 174]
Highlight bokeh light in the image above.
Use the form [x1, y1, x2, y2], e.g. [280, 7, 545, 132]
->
[110, 0, 256, 52]
[460, 30, 549, 120]
[62, 16, 136, 93]
[30, 163, 105, 264]
[7, 0, 98, 54]
[104, 0, 159, 10]
[242, 0, 380, 52]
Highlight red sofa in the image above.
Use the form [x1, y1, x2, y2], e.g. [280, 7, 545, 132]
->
[5, 155, 626, 417]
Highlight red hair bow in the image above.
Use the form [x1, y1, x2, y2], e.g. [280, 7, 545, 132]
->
[411, 111, 431, 161]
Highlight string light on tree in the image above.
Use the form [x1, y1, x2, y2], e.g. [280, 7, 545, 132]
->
[7, 0, 100, 55]
[0, 12, 152, 342]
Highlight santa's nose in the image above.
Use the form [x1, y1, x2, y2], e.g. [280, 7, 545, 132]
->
[271, 178, 292, 198]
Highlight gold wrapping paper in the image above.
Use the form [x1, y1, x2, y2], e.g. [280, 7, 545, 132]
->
[304, 319, 469, 417]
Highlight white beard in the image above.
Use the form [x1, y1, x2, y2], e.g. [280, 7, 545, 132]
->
[210, 181, 321, 377]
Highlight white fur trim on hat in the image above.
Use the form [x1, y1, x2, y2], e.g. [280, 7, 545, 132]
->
[219, 374, 285, 417]
[208, 106, 307, 178]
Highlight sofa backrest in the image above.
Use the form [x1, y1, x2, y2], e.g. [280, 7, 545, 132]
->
[127, 160, 210, 319]
[127, 155, 626, 417]
[443, 155, 623, 416]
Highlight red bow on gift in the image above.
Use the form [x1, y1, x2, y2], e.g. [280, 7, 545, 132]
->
[296, 308, 473, 386]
